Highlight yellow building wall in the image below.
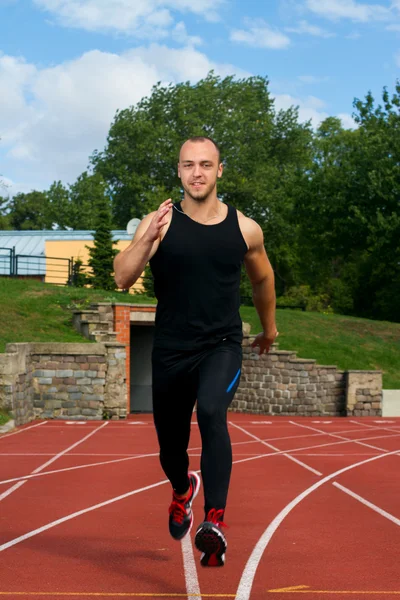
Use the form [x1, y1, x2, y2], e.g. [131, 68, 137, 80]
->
[44, 239, 146, 293]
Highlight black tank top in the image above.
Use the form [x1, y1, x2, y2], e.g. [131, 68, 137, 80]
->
[149, 202, 248, 350]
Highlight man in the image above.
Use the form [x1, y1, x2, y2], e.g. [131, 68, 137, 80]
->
[114, 136, 277, 567]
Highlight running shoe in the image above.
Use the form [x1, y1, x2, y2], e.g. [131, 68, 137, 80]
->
[194, 508, 227, 566]
[168, 471, 201, 541]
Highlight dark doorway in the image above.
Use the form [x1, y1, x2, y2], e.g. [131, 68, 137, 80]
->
[130, 325, 154, 413]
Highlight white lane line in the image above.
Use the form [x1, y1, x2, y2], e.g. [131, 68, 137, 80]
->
[2, 431, 399, 488]
[0, 452, 159, 486]
[350, 419, 400, 441]
[234, 446, 400, 600]
[0, 481, 26, 501]
[181, 535, 202, 599]
[0, 478, 169, 552]
[333, 482, 400, 527]
[230, 423, 322, 476]
[0, 421, 47, 440]
[0, 422, 109, 501]
[290, 420, 388, 453]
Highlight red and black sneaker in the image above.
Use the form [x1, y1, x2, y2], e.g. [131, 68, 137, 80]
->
[168, 471, 201, 541]
[194, 508, 227, 567]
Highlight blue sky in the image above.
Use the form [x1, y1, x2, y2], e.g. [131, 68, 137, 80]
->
[1, 0, 399, 198]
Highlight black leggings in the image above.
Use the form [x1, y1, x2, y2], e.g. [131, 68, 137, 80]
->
[152, 341, 242, 515]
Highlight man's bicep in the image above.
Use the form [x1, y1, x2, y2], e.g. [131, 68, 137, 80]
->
[244, 245, 274, 285]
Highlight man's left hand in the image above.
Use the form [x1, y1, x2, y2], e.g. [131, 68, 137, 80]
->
[251, 328, 279, 354]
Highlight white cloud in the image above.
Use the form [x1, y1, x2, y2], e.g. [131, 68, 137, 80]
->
[273, 93, 329, 126]
[395, 50, 400, 66]
[285, 19, 335, 37]
[387, 23, 400, 31]
[172, 21, 202, 46]
[0, 46, 248, 193]
[337, 113, 356, 129]
[230, 19, 291, 49]
[346, 31, 361, 39]
[33, 0, 223, 37]
[298, 75, 330, 83]
[305, 0, 391, 22]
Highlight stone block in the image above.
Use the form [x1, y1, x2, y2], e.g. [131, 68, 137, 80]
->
[56, 370, 74, 378]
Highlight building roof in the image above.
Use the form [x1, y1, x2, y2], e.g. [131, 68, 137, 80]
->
[0, 229, 135, 276]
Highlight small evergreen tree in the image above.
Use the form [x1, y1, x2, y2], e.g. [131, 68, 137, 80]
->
[86, 195, 118, 291]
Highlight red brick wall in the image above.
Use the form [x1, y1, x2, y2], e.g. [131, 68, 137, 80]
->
[113, 305, 156, 412]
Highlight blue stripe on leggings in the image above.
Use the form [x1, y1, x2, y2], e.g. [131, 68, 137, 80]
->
[226, 368, 241, 393]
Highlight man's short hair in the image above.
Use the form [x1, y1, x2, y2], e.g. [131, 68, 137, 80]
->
[180, 136, 221, 161]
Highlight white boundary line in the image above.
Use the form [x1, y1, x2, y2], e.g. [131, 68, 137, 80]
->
[290, 421, 388, 453]
[0, 422, 108, 501]
[0, 453, 159, 486]
[181, 535, 202, 599]
[0, 478, 169, 552]
[230, 423, 322, 476]
[0, 421, 47, 440]
[333, 482, 400, 526]
[234, 448, 400, 600]
[2, 431, 400, 487]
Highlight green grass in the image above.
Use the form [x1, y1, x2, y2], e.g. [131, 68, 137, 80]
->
[0, 278, 398, 388]
[0, 278, 155, 352]
[240, 306, 400, 389]
[0, 409, 11, 426]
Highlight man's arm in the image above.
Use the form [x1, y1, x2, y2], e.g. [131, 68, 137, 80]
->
[114, 199, 172, 289]
[242, 217, 278, 353]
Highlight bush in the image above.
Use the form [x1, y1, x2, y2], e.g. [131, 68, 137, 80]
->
[277, 285, 333, 313]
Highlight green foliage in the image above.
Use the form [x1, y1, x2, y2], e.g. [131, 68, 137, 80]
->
[92, 72, 314, 292]
[0, 409, 11, 426]
[70, 258, 88, 288]
[277, 285, 333, 313]
[139, 264, 155, 297]
[47, 181, 71, 230]
[86, 195, 118, 291]
[69, 172, 110, 230]
[8, 191, 53, 230]
[295, 82, 400, 322]
[0, 195, 11, 229]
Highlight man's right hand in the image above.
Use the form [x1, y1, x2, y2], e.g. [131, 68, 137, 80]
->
[144, 199, 173, 243]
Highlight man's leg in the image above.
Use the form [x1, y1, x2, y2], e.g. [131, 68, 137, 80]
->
[194, 342, 242, 566]
[152, 347, 200, 539]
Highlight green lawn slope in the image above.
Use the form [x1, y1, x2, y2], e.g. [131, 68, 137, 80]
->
[0, 278, 398, 388]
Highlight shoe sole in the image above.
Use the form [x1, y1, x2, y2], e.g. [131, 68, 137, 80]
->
[194, 522, 227, 567]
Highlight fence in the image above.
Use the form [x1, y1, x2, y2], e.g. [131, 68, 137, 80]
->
[0, 247, 73, 285]
[1, 247, 254, 304]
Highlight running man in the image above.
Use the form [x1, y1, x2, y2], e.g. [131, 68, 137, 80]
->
[114, 136, 278, 567]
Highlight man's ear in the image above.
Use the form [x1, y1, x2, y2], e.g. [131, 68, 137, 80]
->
[177, 162, 181, 178]
[217, 162, 224, 178]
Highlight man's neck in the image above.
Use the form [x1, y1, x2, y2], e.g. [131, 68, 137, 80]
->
[181, 194, 220, 220]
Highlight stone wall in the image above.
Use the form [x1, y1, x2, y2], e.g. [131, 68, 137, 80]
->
[0, 342, 127, 425]
[233, 338, 347, 416]
[346, 370, 383, 417]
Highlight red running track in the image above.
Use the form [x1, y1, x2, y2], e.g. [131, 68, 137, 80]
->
[0, 414, 399, 599]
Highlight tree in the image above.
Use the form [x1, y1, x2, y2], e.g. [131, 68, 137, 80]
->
[295, 83, 400, 321]
[68, 172, 110, 230]
[86, 195, 118, 291]
[92, 72, 314, 294]
[47, 181, 71, 230]
[0, 196, 11, 229]
[8, 191, 53, 230]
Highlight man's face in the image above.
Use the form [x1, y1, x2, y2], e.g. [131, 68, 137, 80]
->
[178, 140, 223, 202]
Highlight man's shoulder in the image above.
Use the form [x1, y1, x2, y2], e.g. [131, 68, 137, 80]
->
[236, 209, 262, 233]
[235, 209, 263, 251]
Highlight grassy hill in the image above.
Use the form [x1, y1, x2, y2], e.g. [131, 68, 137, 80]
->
[1, 278, 399, 388]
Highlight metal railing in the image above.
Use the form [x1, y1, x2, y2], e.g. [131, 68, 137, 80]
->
[0, 247, 15, 276]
